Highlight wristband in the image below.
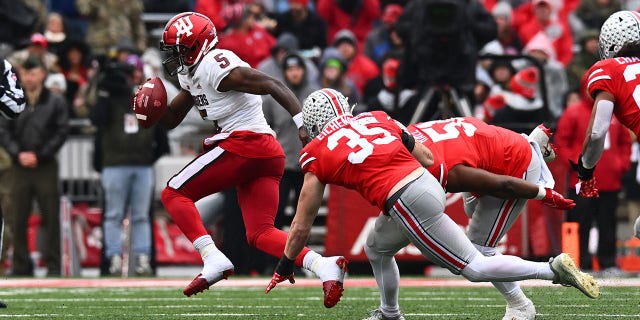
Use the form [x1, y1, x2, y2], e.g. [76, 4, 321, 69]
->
[293, 112, 304, 129]
[275, 255, 295, 275]
[534, 185, 546, 200]
[577, 155, 595, 180]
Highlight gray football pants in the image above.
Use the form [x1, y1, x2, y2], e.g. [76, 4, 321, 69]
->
[367, 170, 478, 274]
[463, 144, 541, 247]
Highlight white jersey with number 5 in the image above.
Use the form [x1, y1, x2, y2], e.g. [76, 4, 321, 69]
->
[177, 49, 273, 134]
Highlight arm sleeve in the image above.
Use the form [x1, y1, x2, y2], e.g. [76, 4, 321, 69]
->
[582, 99, 614, 169]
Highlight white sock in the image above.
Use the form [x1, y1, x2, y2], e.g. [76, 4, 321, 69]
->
[366, 245, 401, 316]
[193, 235, 217, 260]
[504, 289, 529, 308]
[472, 244, 528, 307]
[302, 250, 322, 273]
[462, 254, 555, 282]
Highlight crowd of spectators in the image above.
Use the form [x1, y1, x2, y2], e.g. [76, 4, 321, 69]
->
[4, 0, 634, 131]
[0, 0, 639, 277]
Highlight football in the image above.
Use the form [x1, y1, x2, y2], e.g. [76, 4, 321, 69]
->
[133, 77, 167, 128]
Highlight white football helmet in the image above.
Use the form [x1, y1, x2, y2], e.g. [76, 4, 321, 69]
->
[599, 10, 640, 59]
[302, 88, 352, 139]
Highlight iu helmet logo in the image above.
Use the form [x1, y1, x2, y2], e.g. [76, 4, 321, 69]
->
[173, 17, 194, 38]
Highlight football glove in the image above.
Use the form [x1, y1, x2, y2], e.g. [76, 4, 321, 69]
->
[265, 255, 295, 293]
[576, 177, 599, 198]
[540, 188, 576, 210]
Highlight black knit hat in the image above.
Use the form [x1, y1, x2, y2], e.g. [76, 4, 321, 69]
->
[282, 53, 306, 70]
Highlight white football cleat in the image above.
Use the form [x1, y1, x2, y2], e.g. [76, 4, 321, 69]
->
[314, 256, 349, 308]
[529, 124, 556, 162]
[363, 309, 405, 320]
[549, 253, 599, 299]
[183, 249, 234, 296]
[502, 298, 536, 320]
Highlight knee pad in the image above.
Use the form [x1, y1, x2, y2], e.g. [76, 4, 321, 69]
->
[364, 241, 381, 262]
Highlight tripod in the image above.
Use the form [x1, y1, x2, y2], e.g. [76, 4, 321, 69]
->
[409, 85, 473, 123]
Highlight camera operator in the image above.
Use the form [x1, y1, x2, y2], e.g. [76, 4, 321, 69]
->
[89, 55, 168, 276]
[396, 0, 496, 120]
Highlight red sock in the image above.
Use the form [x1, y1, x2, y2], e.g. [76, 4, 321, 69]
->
[161, 187, 209, 242]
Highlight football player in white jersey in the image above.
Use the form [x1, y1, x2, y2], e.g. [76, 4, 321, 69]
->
[150, 12, 348, 307]
[0, 59, 26, 308]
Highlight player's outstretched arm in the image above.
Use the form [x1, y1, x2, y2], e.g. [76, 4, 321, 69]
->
[159, 89, 194, 129]
[285, 172, 325, 259]
[446, 165, 575, 210]
[574, 91, 615, 197]
[219, 67, 309, 144]
[266, 172, 325, 293]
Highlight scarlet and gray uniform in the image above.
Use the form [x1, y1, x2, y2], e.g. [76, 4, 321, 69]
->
[300, 111, 478, 273]
[162, 49, 304, 261]
[587, 57, 640, 139]
[408, 117, 541, 247]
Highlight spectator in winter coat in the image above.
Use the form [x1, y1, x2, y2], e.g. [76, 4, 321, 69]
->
[217, 3, 276, 68]
[331, 29, 379, 96]
[363, 4, 404, 64]
[316, 0, 380, 51]
[516, 0, 573, 66]
[272, 0, 328, 54]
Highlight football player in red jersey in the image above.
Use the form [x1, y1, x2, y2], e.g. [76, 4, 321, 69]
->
[577, 11, 640, 238]
[372, 117, 572, 320]
[146, 12, 348, 305]
[265, 89, 598, 320]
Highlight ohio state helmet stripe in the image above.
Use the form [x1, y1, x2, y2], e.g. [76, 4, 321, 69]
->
[320, 88, 343, 116]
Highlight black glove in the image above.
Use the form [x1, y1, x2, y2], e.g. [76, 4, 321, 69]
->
[569, 155, 595, 180]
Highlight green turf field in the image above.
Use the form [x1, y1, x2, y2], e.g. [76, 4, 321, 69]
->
[0, 284, 636, 319]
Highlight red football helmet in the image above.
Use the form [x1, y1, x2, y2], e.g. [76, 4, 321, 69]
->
[160, 12, 218, 76]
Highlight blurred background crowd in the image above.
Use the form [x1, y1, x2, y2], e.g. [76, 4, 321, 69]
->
[0, 0, 639, 278]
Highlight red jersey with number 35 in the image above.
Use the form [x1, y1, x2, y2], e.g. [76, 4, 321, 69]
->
[587, 57, 640, 138]
[407, 117, 531, 188]
[299, 111, 421, 210]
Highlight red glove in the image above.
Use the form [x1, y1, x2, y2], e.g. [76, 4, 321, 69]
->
[265, 272, 295, 293]
[577, 177, 599, 198]
[540, 187, 576, 210]
[265, 255, 296, 293]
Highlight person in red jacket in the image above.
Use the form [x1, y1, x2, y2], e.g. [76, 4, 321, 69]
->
[555, 79, 631, 274]
[217, 3, 276, 68]
[316, 0, 380, 51]
[516, 0, 574, 66]
[331, 29, 379, 96]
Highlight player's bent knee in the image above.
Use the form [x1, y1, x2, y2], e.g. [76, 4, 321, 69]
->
[460, 255, 488, 282]
[161, 187, 181, 206]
